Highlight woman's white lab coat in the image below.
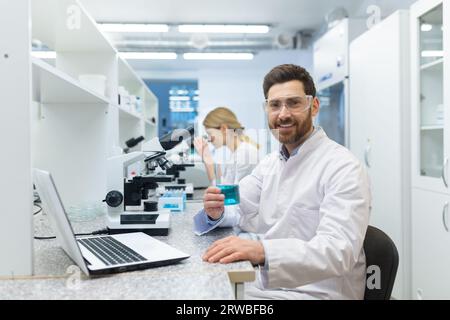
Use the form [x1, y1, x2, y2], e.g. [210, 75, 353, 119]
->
[217, 128, 371, 299]
[213, 141, 260, 183]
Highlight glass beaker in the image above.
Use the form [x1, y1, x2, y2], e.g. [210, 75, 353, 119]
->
[214, 154, 240, 206]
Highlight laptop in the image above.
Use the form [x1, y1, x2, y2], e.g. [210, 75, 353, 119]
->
[33, 169, 190, 275]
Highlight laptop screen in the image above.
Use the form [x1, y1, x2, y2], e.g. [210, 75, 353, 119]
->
[33, 169, 90, 275]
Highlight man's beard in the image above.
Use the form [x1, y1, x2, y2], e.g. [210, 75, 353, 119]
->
[269, 110, 313, 145]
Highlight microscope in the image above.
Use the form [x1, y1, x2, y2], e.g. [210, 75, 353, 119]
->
[123, 136, 145, 154]
[145, 126, 196, 199]
[103, 127, 195, 236]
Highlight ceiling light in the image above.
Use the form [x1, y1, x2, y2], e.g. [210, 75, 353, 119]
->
[99, 23, 169, 33]
[183, 53, 254, 60]
[31, 51, 56, 59]
[421, 50, 444, 57]
[421, 24, 433, 32]
[120, 52, 177, 60]
[178, 24, 270, 34]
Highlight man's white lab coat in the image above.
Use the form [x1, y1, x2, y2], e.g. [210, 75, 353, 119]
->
[204, 128, 371, 299]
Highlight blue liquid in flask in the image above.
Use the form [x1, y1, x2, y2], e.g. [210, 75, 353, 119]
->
[217, 185, 240, 206]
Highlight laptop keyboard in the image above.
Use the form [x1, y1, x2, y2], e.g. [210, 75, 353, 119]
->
[78, 236, 147, 266]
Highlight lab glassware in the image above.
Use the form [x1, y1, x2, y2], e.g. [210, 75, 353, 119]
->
[217, 184, 240, 206]
[214, 152, 240, 206]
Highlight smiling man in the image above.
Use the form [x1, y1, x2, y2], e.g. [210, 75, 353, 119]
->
[193, 64, 371, 300]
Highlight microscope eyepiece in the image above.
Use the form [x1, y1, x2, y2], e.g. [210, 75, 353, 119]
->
[126, 136, 145, 148]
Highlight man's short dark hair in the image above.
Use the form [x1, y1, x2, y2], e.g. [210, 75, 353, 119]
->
[263, 64, 316, 99]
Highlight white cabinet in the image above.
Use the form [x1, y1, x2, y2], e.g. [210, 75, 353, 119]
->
[314, 19, 365, 90]
[117, 57, 158, 152]
[349, 10, 411, 299]
[411, 0, 449, 194]
[410, 0, 450, 299]
[411, 188, 450, 299]
[31, 0, 114, 207]
[0, 0, 33, 276]
[314, 19, 365, 146]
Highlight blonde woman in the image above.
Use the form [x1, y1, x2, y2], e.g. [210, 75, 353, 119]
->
[194, 107, 260, 185]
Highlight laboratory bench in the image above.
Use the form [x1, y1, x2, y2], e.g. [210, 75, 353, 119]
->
[0, 199, 255, 300]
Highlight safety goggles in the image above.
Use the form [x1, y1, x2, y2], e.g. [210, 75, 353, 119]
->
[263, 95, 313, 114]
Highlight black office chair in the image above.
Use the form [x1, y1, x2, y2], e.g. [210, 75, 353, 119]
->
[363, 226, 399, 300]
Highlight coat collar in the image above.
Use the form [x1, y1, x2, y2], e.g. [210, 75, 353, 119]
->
[279, 127, 326, 161]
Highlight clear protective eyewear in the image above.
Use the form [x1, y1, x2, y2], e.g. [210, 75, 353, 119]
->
[263, 95, 313, 114]
[202, 133, 213, 143]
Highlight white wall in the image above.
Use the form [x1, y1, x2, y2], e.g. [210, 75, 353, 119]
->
[197, 68, 267, 153]
[139, 49, 312, 155]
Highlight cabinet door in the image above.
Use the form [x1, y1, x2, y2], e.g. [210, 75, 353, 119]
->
[445, 0, 450, 195]
[411, 0, 449, 194]
[350, 11, 410, 299]
[317, 80, 347, 146]
[411, 188, 450, 299]
[349, 35, 370, 163]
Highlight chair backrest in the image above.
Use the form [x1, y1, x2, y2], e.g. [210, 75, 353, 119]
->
[363, 226, 399, 300]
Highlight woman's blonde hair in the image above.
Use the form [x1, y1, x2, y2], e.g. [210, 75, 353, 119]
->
[203, 107, 259, 149]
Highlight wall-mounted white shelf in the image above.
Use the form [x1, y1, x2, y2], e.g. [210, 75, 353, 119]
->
[32, 57, 109, 104]
[144, 87, 157, 101]
[420, 58, 444, 71]
[143, 87, 158, 124]
[145, 121, 157, 141]
[118, 56, 158, 139]
[145, 120, 157, 126]
[118, 58, 144, 93]
[116, 104, 143, 121]
[32, 0, 116, 53]
[29, 0, 158, 214]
